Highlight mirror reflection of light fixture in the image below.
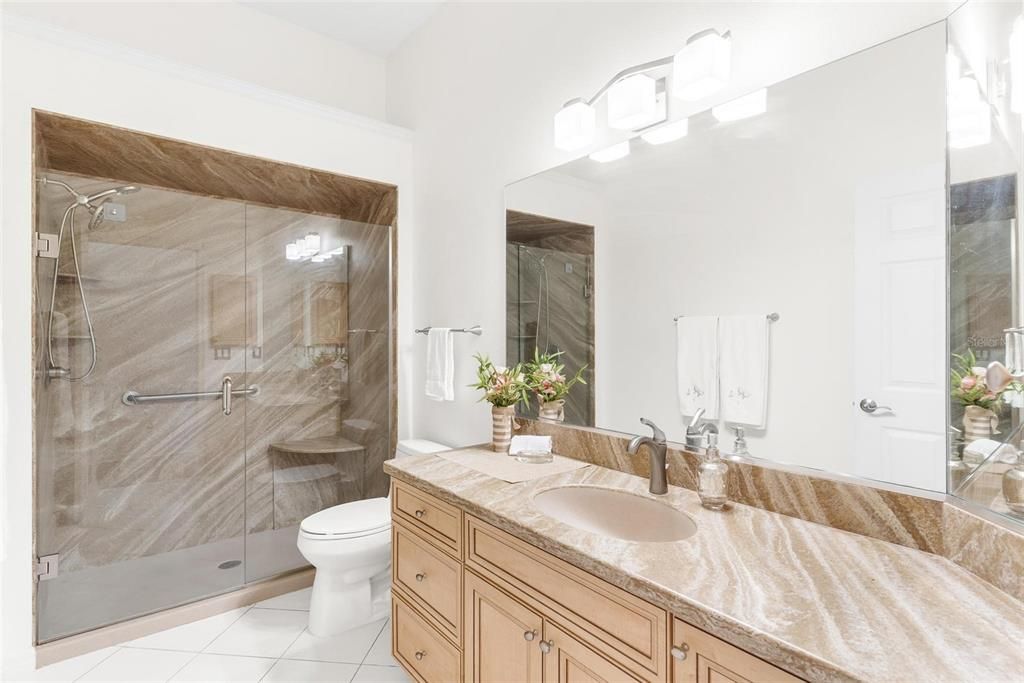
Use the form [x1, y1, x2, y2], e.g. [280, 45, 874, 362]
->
[1010, 16, 1024, 113]
[589, 141, 630, 163]
[554, 99, 597, 151]
[641, 118, 689, 145]
[712, 88, 767, 122]
[303, 232, 321, 256]
[673, 29, 732, 102]
[948, 76, 991, 149]
[607, 74, 658, 130]
[285, 242, 301, 260]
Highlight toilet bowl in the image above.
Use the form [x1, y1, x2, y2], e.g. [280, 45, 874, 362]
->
[296, 438, 450, 636]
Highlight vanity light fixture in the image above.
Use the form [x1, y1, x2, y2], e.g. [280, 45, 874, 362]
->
[673, 29, 732, 101]
[554, 99, 597, 151]
[641, 118, 689, 144]
[607, 74, 658, 130]
[589, 141, 630, 163]
[1010, 16, 1024, 113]
[552, 27, 729, 151]
[303, 232, 321, 256]
[285, 242, 301, 261]
[948, 77, 991, 149]
[711, 88, 767, 122]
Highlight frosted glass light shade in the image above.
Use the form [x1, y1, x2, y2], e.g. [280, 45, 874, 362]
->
[303, 232, 321, 256]
[607, 74, 658, 130]
[948, 77, 991, 149]
[673, 30, 731, 101]
[588, 141, 630, 163]
[641, 118, 689, 145]
[1011, 16, 1024, 113]
[554, 100, 596, 151]
[285, 242, 301, 260]
[712, 88, 767, 122]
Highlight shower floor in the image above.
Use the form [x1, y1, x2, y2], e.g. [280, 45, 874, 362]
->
[38, 526, 305, 643]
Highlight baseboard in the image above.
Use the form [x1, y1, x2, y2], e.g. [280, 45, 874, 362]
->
[34, 567, 314, 668]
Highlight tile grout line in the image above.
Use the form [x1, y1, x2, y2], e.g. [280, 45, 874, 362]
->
[352, 619, 391, 683]
[70, 645, 122, 682]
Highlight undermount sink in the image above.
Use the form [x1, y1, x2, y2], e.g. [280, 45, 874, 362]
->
[532, 486, 697, 543]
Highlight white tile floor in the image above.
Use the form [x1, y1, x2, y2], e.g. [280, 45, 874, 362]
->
[21, 588, 411, 683]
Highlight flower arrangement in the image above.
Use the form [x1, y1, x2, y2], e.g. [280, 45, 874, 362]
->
[951, 350, 1002, 410]
[471, 354, 530, 407]
[525, 350, 587, 404]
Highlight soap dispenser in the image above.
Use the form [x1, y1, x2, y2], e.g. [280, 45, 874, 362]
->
[698, 433, 729, 510]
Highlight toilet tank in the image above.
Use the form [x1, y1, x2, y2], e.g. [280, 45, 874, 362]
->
[395, 439, 450, 459]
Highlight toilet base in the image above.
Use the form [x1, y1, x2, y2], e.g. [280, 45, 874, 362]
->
[308, 566, 391, 637]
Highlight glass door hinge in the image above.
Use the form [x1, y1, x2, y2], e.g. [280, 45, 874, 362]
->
[36, 233, 59, 259]
[35, 554, 59, 581]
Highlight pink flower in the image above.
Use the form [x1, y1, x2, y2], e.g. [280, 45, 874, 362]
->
[961, 376, 976, 390]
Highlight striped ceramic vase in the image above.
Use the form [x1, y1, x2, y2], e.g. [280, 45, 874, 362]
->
[491, 405, 516, 453]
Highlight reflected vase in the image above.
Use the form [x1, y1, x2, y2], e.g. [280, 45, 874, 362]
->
[963, 405, 998, 443]
[1003, 462, 1024, 515]
[491, 405, 516, 453]
[538, 399, 565, 423]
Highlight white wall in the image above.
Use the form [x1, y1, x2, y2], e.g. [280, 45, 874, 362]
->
[1, 1, 388, 120]
[387, 1, 955, 448]
[0, 19, 412, 677]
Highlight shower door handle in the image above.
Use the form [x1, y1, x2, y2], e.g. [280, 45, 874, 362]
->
[222, 377, 233, 416]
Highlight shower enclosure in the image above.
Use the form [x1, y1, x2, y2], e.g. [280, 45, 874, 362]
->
[506, 210, 594, 426]
[33, 114, 394, 643]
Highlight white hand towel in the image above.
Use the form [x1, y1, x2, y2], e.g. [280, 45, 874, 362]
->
[509, 435, 553, 455]
[425, 328, 454, 401]
[676, 316, 719, 419]
[1005, 333, 1024, 408]
[720, 315, 769, 428]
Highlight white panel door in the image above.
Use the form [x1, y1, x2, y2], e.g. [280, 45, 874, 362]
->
[853, 164, 946, 491]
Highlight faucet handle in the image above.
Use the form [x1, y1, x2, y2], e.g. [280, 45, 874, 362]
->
[639, 418, 666, 443]
[687, 408, 706, 430]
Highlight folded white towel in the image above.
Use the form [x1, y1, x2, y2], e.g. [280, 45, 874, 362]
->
[509, 435, 553, 455]
[676, 316, 719, 419]
[963, 438, 1019, 465]
[425, 328, 454, 401]
[720, 315, 769, 428]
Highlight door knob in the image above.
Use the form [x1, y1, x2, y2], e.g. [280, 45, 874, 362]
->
[414, 651, 425, 661]
[670, 644, 689, 661]
[859, 398, 893, 414]
[415, 572, 426, 582]
[523, 630, 536, 641]
[539, 640, 553, 654]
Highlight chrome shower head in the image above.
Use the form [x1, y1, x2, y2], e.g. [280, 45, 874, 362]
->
[84, 185, 140, 204]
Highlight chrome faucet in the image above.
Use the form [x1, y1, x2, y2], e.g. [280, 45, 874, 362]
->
[627, 418, 668, 495]
[685, 408, 718, 452]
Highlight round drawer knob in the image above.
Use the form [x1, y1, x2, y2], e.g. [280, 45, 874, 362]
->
[415, 573, 426, 582]
[415, 651, 426, 661]
[671, 645, 689, 661]
[523, 630, 536, 642]
[414, 509, 425, 519]
[539, 640, 553, 654]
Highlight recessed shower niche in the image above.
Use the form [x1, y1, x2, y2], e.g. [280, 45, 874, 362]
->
[31, 111, 396, 643]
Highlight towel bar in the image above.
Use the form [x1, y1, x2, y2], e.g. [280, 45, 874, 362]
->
[415, 325, 483, 335]
[673, 313, 779, 323]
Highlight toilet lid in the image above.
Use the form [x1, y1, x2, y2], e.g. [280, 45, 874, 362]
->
[300, 498, 390, 538]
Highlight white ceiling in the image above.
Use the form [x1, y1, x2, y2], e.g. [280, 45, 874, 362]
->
[240, 1, 443, 57]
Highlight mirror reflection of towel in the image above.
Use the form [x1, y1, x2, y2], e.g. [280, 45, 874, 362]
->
[720, 315, 769, 428]
[676, 317, 719, 419]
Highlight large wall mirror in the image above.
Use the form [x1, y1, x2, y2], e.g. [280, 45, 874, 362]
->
[507, 4, 1024, 526]
[506, 21, 957, 494]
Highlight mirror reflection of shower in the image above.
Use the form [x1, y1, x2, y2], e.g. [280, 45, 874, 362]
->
[36, 176, 141, 381]
[531, 250, 552, 354]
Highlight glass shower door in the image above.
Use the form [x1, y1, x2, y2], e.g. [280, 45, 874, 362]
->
[34, 174, 250, 642]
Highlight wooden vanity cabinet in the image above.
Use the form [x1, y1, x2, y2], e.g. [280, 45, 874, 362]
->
[391, 481, 803, 683]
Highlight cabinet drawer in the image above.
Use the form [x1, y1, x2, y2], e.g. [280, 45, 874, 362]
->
[465, 515, 667, 681]
[392, 481, 462, 556]
[394, 523, 462, 639]
[671, 619, 803, 683]
[393, 595, 462, 683]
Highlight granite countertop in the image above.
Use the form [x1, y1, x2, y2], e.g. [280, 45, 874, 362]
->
[385, 450, 1024, 683]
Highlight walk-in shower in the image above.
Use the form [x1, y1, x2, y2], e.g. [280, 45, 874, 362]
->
[33, 112, 396, 644]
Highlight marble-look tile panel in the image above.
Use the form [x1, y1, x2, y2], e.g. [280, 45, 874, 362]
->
[520, 420, 946, 553]
[385, 452, 1024, 683]
[943, 501, 1024, 602]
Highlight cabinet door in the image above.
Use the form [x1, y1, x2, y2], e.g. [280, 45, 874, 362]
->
[671, 619, 802, 683]
[541, 621, 648, 683]
[464, 570, 544, 683]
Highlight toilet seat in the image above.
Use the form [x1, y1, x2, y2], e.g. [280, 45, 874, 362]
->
[300, 497, 390, 540]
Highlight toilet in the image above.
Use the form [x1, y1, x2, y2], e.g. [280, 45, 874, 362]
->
[297, 438, 450, 636]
